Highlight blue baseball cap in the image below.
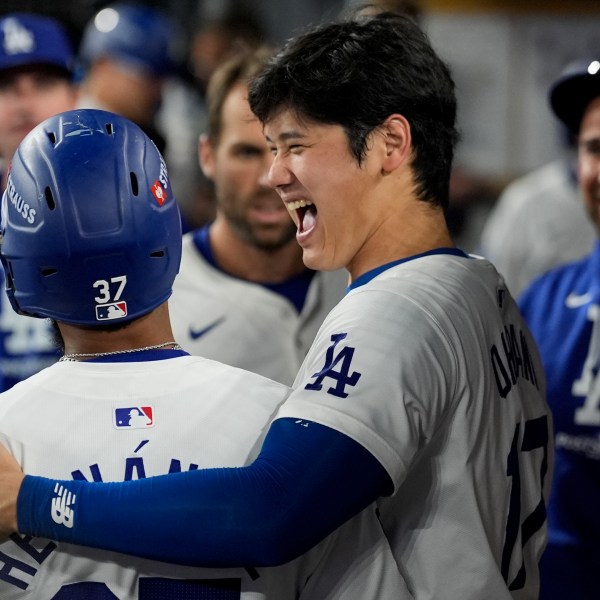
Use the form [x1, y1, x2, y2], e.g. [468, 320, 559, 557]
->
[80, 3, 178, 77]
[549, 58, 600, 134]
[0, 13, 74, 76]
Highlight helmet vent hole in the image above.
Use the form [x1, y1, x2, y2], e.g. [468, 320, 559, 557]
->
[105, 122, 114, 135]
[150, 250, 165, 258]
[44, 187, 56, 210]
[41, 267, 57, 277]
[47, 131, 57, 145]
[130, 172, 139, 196]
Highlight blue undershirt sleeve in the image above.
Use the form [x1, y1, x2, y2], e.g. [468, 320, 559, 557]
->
[17, 418, 392, 566]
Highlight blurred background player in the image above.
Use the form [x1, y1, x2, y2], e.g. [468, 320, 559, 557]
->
[160, 4, 268, 230]
[0, 12, 77, 390]
[518, 58, 600, 600]
[169, 47, 347, 384]
[76, 2, 179, 154]
[479, 60, 596, 296]
[0, 108, 407, 599]
[76, 1, 211, 233]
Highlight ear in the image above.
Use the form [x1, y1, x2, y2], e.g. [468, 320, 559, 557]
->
[198, 134, 215, 180]
[381, 114, 412, 173]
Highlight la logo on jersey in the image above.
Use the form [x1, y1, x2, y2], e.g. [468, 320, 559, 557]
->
[114, 406, 154, 429]
[96, 301, 127, 321]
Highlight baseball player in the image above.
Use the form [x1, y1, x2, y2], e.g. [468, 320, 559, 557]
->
[0, 15, 552, 600]
[0, 12, 77, 390]
[169, 47, 347, 385]
[0, 108, 407, 599]
[518, 58, 600, 600]
[77, 2, 179, 154]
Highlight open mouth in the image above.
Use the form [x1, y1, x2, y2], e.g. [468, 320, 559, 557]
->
[286, 199, 316, 233]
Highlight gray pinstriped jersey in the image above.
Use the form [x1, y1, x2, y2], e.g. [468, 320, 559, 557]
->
[277, 252, 553, 600]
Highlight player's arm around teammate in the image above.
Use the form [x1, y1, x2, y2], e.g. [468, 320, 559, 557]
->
[0, 14, 552, 600]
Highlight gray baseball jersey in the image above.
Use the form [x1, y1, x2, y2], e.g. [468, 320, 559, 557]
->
[0, 353, 409, 599]
[169, 233, 348, 384]
[276, 250, 553, 599]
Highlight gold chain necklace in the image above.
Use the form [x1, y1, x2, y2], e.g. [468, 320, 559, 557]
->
[59, 341, 183, 362]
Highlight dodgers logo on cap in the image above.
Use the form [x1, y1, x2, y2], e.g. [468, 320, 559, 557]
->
[2, 17, 35, 56]
[0, 13, 74, 74]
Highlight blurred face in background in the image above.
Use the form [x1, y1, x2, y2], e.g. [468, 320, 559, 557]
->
[199, 82, 296, 251]
[578, 96, 600, 232]
[0, 66, 76, 163]
[83, 58, 163, 127]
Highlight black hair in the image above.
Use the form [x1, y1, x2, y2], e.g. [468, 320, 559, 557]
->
[248, 13, 459, 208]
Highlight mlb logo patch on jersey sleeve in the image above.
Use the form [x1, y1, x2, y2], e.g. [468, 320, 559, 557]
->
[114, 406, 154, 429]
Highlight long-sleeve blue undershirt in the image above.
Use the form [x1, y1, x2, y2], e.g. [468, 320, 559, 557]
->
[17, 418, 392, 566]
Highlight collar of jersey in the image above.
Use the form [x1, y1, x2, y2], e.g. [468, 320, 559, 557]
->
[347, 247, 469, 293]
[192, 223, 314, 312]
[85, 349, 190, 363]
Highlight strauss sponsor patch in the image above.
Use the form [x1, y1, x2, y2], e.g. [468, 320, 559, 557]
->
[6, 176, 35, 224]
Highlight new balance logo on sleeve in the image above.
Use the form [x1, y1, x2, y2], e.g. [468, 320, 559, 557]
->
[51, 483, 76, 528]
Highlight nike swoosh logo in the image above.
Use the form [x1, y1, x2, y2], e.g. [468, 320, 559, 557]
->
[565, 292, 593, 308]
[189, 317, 225, 340]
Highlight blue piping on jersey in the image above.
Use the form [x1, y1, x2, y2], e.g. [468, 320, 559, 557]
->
[192, 224, 314, 313]
[347, 247, 469, 292]
[85, 349, 189, 363]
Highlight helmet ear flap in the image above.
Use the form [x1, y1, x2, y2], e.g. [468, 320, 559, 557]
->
[0, 257, 21, 316]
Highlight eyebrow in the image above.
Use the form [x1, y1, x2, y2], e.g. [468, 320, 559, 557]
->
[579, 136, 600, 146]
[265, 129, 308, 144]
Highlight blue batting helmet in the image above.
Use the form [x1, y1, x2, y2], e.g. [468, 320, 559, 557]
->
[0, 108, 182, 326]
[79, 3, 177, 77]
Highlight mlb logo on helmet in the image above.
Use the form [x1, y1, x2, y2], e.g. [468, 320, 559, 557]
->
[114, 406, 154, 429]
[96, 301, 128, 321]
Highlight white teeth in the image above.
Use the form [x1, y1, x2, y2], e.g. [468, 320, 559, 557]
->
[286, 199, 313, 211]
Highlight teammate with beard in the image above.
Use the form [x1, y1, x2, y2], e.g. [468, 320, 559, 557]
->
[169, 48, 347, 384]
